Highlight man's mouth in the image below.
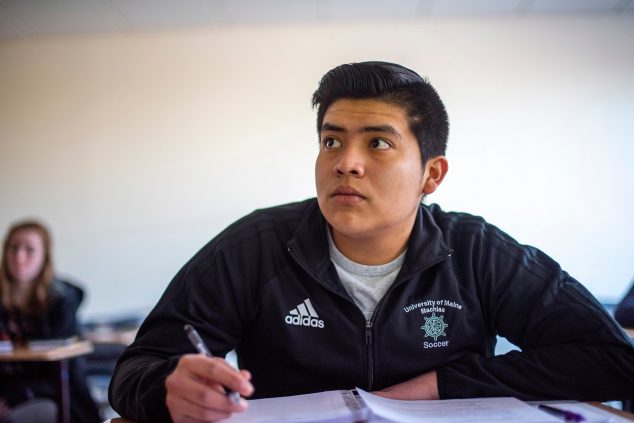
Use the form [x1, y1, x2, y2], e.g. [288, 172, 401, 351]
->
[331, 186, 365, 203]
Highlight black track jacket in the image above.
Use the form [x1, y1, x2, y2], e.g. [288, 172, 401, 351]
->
[109, 199, 634, 422]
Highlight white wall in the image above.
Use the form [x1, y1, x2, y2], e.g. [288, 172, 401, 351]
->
[1, 16, 633, 319]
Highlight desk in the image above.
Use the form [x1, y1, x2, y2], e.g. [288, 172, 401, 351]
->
[0, 340, 93, 423]
[624, 327, 634, 338]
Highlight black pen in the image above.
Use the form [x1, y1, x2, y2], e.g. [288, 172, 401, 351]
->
[538, 404, 585, 422]
[184, 324, 241, 404]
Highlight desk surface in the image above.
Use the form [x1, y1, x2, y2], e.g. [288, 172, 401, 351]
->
[625, 327, 634, 338]
[0, 340, 93, 361]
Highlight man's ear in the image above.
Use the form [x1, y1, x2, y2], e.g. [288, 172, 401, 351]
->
[422, 156, 449, 195]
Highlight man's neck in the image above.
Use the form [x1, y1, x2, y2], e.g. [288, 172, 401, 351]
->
[329, 224, 413, 265]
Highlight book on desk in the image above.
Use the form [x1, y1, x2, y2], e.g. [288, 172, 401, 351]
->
[217, 388, 631, 423]
[0, 336, 80, 354]
[0, 340, 12, 352]
[104, 391, 633, 423]
[26, 336, 78, 351]
[0, 339, 93, 361]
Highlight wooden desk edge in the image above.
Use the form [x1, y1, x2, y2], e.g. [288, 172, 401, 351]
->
[588, 402, 634, 421]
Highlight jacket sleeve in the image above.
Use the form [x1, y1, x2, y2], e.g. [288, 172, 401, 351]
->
[109, 244, 257, 423]
[436, 227, 634, 401]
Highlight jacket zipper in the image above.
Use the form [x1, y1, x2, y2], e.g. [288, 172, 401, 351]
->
[365, 320, 374, 389]
[364, 250, 453, 391]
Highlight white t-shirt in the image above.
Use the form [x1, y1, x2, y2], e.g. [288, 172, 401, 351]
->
[328, 230, 406, 321]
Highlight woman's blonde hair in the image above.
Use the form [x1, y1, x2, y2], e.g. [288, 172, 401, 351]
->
[0, 220, 54, 316]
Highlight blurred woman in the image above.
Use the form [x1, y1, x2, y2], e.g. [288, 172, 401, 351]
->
[0, 220, 100, 423]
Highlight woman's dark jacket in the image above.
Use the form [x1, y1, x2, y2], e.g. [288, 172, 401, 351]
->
[0, 278, 101, 423]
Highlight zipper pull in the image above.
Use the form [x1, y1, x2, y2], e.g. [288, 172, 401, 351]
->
[365, 321, 373, 345]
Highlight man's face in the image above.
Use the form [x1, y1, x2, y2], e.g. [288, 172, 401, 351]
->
[315, 98, 427, 248]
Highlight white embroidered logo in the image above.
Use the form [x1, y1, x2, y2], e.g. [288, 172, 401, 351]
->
[284, 298, 325, 328]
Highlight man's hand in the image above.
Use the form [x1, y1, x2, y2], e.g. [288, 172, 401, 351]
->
[165, 354, 254, 423]
[373, 370, 439, 400]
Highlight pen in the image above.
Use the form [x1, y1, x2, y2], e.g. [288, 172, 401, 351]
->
[538, 404, 585, 422]
[184, 324, 241, 404]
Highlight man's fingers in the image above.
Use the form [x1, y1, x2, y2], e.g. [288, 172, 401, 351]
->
[167, 362, 245, 410]
[166, 354, 252, 422]
[182, 354, 254, 397]
[167, 389, 239, 422]
[239, 369, 252, 381]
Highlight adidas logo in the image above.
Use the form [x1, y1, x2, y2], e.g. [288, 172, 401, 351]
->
[284, 298, 325, 329]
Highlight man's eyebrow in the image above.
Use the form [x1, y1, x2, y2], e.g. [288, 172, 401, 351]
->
[361, 125, 400, 137]
[321, 122, 401, 138]
[321, 122, 345, 132]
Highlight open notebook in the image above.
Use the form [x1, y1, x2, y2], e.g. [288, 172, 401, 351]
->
[224, 388, 625, 423]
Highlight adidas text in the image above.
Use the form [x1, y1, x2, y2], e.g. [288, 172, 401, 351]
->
[284, 298, 325, 329]
[285, 315, 324, 328]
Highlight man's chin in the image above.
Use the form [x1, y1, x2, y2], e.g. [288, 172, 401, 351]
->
[327, 219, 377, 241]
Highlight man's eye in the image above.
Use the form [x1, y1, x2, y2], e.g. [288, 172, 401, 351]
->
[371, 138, 391, 150]
[323, 138, 341, 149]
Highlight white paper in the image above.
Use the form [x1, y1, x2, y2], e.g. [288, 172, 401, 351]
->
[356, 388, 560, 423]
[225, 390, 355, 423]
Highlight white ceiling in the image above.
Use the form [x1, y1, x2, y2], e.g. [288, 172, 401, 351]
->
[1, 0, 633, 39]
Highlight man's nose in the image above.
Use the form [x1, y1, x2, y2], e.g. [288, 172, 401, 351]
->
[334, 145, 365, 177]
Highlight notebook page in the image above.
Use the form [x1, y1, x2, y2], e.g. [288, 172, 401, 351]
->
[227, 390, 354, 423]
[356, 388, 560, 423]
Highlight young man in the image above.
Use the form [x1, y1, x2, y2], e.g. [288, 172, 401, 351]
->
[109, 62, 634, 423]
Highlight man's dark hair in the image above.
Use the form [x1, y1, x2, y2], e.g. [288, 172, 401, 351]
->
[311, 61, 449, 165]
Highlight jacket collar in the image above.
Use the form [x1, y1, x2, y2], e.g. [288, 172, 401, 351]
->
[401, 203, 453, 276]
[287, 199, 452, 286]
[286, 200, 344, 293]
